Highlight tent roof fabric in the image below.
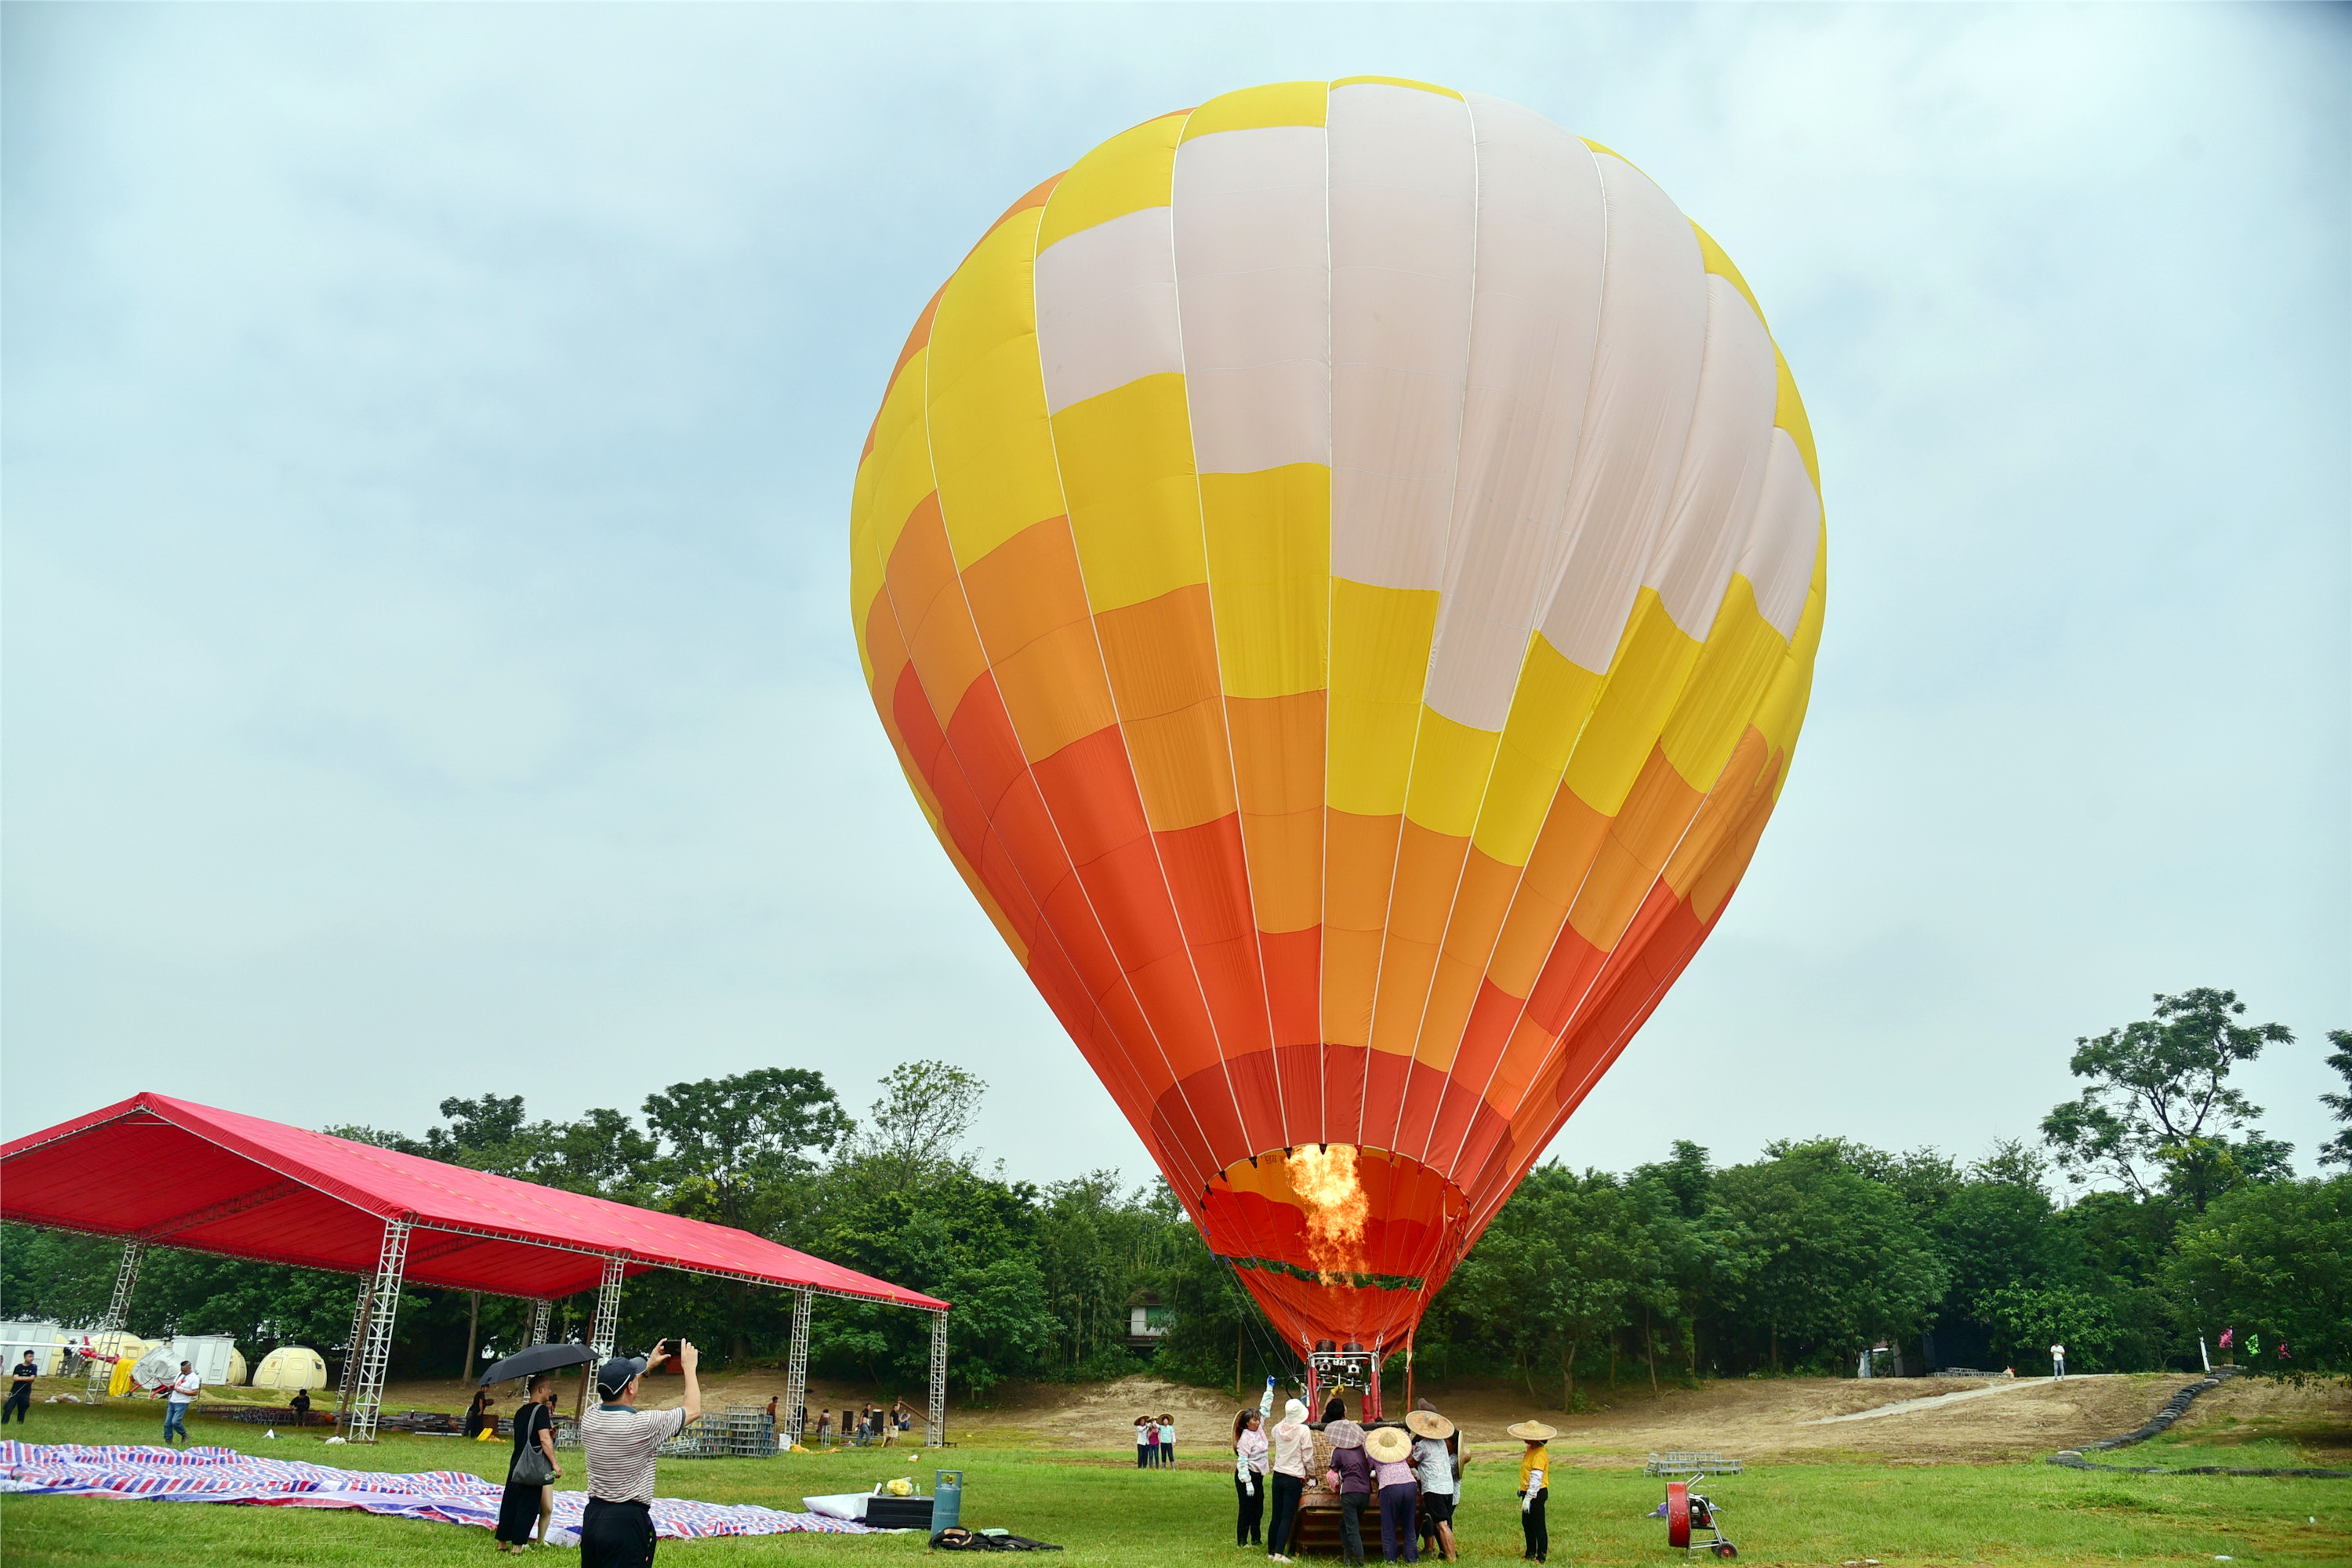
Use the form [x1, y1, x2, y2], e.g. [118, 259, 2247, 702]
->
[0, 1093, 948, 1311]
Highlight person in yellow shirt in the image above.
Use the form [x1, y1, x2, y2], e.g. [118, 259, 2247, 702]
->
[1505, 1421, 1555, 1563]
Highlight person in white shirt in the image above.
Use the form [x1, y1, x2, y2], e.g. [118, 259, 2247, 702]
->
[158, 1360, 201, 1446]
[2050, 1343, 2067, 1379]
[580, 1338, 701, 1567]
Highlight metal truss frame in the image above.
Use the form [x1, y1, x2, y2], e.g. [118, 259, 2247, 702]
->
[137, 1179, 306, 1243]
[927, 1308, 948, 1448]
[339, 1218, 412, 1443]
[782, 1287, 811, 1448]
[83, 1242, 147, 1402]
[528, 1299, 552, 1346]
[587, 1254, 625, 1359]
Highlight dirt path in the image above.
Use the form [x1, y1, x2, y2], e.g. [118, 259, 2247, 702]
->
[1804, 1377, 2068, 1424]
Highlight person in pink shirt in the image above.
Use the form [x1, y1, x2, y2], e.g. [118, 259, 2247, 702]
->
[1265, 1397, 1312, 1563]
[1232, 1403, 1270, 1543]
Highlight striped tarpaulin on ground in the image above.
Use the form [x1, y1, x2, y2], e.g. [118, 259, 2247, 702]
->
[0, 1443, 877, 1543]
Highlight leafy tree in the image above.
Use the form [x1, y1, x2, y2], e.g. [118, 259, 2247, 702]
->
[1033, 1173, 1181, 1377]
[1974, 1284, 2122, 1373]
[2321, 1029, 2352, 1170]
[0, 1226, 134, 1328]
[642, 1069, 851, 1232]
[1928, 1156, 2063, 1324]
[1717, 1142, 1948, 1372]
[425, 1094, 528, 1159]
[2165, 1174, 2352, 1372]
[848, 1060, 987, 1194]
[321, 1123, 426, 1155]
[1624, 1156, 1748, 1387]
[2042, 988, 2295, 1211]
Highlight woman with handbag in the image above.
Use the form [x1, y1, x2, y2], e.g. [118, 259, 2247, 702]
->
[494, 1374, 563, 1552]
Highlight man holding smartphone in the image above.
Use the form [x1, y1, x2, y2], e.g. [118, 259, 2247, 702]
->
[580, 1338, 701, 1566]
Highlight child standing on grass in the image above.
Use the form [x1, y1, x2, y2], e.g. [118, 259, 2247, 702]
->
[1507, 1420, 1555, 1563]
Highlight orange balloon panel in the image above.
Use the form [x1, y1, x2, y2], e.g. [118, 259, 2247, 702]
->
[850, 79, 1825, 1350]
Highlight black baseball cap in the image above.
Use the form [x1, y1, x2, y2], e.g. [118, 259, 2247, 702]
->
[596, 1356, 648, 1399]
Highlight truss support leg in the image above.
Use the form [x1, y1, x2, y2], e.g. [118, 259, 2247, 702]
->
[588, 1257, 625, 1359]
[782, 1287, 811, 1450]
[84, 1242, 147, 1403]
[342, 1218, 412, 1443]
[333, 1277, 374, 1432]
[572, 1256, 625, 1424]
[528, 1299, 552, 1347]
[927, 1309, 948, 1448]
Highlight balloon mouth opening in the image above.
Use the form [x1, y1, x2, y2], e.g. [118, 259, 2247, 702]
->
[1206, 1145, 1466, 1290]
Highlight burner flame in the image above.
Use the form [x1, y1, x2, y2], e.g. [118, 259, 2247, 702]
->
[1288, 1144, 1368, 1279]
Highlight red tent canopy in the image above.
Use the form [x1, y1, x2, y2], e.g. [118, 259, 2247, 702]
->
[0, 1091, 947, 1310]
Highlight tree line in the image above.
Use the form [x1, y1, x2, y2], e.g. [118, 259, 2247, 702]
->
[3, 988, 2344, 1403]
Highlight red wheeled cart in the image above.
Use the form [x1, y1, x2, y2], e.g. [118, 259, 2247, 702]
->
[1664, 1479, 1737, 1559]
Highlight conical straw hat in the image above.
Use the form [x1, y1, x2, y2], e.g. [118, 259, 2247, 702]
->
[1506, 1420, 1557, 1442]
[1364, 1425, 1413, 1464]
[1403, 1409, 1454, 1440]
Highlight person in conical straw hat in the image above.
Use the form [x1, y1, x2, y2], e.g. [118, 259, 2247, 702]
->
[1403, 1409, 1459, 1562]
[1506, 1421, 1556, 1563]
[1363, 1425, 1421, 1563]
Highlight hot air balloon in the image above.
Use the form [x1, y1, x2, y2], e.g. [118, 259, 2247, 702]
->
[850, 78, 1824, 1404]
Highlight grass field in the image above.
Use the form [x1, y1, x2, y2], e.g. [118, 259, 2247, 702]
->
[2, 1401, 2345, 1566]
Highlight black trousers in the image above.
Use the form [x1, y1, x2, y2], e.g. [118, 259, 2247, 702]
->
[1235, 1475, 1265, 1544]
[1519, 1487, 1548, 1561]
[2, 1385, 30, 1423]
[1338, 1490, 1369, 1565]
[581, 1497, 657, 1568]
[1266, 1472, 1305, 1557]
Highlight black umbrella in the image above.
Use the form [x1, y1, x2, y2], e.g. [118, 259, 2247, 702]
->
[478, 1343, 597, 1388]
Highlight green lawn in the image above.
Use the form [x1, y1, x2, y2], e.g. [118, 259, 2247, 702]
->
[2, 1403, 2345, 1566]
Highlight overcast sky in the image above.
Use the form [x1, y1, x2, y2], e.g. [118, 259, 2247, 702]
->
[6, 4, 2346, 1195]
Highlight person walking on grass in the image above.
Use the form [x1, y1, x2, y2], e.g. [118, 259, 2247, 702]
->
[4, 1352, 36, 1425]
[158, 1360, 200, 1446]
[1324, 1416, 1373, 1566]
[494, 1374, 563, 1552]
[1405, 1408, 1459, 1562]
[1508, 1420, 1555, 1563]
[1233, 1381, 1274, 1547]
[581, 1338, 701, 1568]
[1265, 1396, 1312, 1563]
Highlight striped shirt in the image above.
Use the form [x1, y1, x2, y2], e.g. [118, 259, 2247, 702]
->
[580, 1403, 686, 1504]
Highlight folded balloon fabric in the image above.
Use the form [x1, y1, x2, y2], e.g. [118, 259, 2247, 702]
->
[0, 1443, 875, 1543]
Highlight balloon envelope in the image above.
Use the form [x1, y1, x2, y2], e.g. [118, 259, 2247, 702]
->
[851, 78, 1824, 1353]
